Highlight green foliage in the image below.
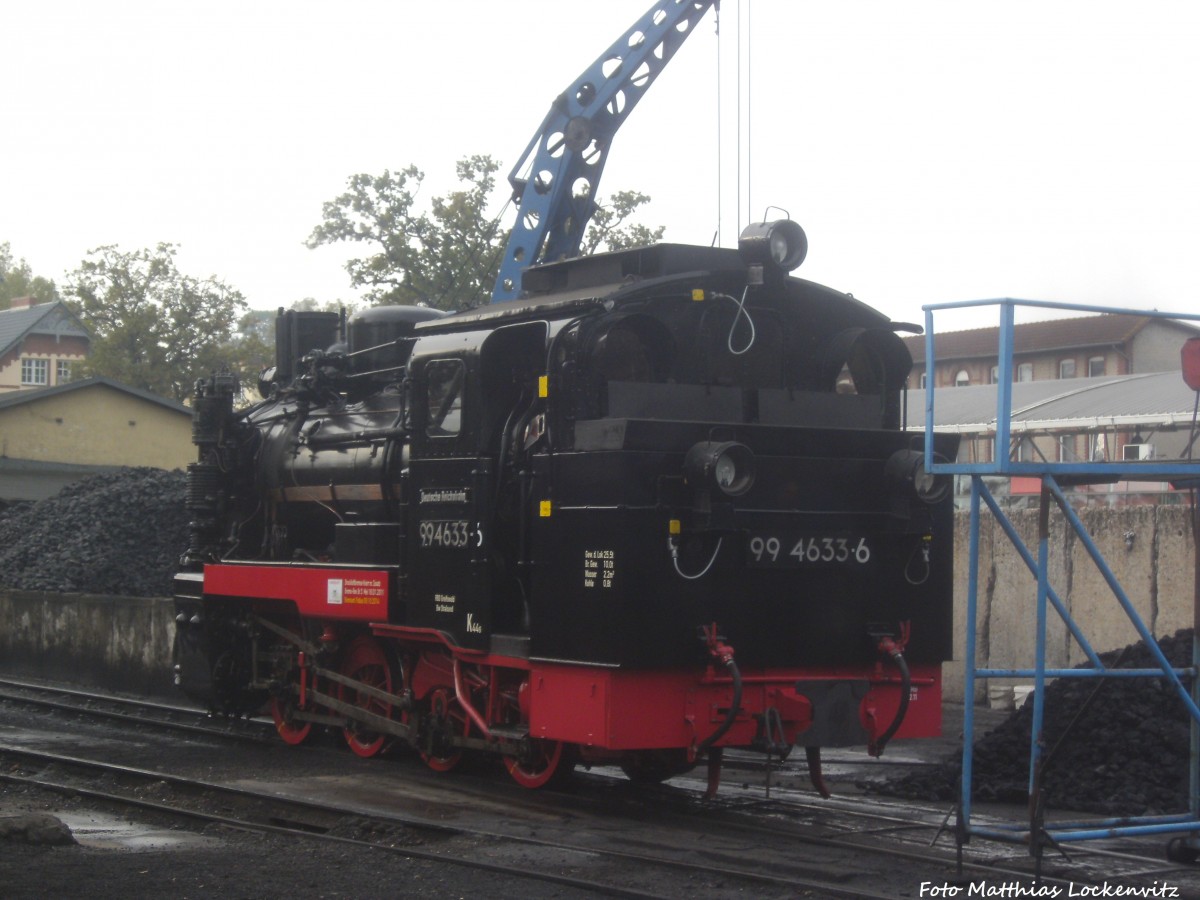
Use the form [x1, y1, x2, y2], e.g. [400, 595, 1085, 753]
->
[580, 190, 667, 255]
[65, 243, 248, 403]
[0, 241, 61, 309]
[307, 156, 503, 310]
[308, 155, 662, 310]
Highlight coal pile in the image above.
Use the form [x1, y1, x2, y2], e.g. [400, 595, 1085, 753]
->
[0, 468, 188, 598]
[873, 629, 1195, 815]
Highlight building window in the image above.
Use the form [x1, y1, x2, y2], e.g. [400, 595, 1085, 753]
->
[1017, 362, 1033, 382]
[1059, 358, 1076, 379]
[1088, 356, 1105, 377]
[1016, 436, 1036, 462]
[20, 358, 49, 386]
[1088, 433, 1107, 461]
[954, 369, 970, 387]
[988, 365, 999, 385]
[919, 372, 927, 389]
[57, 360, 72, 384]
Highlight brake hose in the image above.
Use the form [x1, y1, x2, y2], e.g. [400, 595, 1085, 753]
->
[868, 638, 911, 758]
[696, 654, 742, 756]
[695, 624, 743, 756]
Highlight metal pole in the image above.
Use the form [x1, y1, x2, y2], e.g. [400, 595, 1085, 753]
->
[961, 475, 983, 837]
[1191, 493, 1199, 823]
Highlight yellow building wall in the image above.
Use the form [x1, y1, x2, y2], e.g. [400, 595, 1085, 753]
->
[0, 384, 192, 469]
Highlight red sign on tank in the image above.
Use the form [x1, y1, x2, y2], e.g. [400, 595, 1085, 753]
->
[203, 563, 389, 621]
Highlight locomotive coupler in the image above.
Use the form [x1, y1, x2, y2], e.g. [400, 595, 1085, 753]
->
[751, 706, 791, 758]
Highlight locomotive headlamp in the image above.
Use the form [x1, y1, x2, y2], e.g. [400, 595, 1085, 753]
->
[685, 441, 756, 497]
[738, 219, 808, 273]
[885, 449, 950, 504]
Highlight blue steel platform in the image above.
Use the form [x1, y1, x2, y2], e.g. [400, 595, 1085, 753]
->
[921, 299, 1200, 868]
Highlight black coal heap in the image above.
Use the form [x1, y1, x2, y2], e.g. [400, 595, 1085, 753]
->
[0, 468, 188, 598]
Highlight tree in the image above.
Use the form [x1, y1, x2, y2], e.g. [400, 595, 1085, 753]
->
[65, 243, 248, 402]
[0, 242, 61, 309]
[307, 155, 663, 311]
[307, 156, 502, 310]
[579, 190, 666, 255]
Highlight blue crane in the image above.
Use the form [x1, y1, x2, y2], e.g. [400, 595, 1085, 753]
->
[491, 0, 718, 303]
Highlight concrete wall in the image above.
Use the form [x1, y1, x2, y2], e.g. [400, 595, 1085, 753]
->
[0, 590, 176, 697]
[1132, 320, 1199, 374]
[0, 506, 1194, 705]
[945, 504, 1197, 706]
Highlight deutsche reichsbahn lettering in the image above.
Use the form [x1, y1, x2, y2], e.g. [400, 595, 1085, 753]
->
[419, 488, 469, 504]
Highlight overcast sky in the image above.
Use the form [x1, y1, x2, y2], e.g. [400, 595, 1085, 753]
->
[4, 0, 1198, 333]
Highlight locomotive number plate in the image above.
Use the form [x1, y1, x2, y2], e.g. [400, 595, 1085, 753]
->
[746, 533, 872, 567]
[419, 519, 471, 549]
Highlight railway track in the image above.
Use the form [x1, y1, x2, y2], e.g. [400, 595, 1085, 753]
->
[0, 740, 914, 899]
[0, 676, 274, 743]
[1, 677, 1197, 898]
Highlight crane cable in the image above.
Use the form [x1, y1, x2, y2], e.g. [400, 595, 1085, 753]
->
[714, 2, 721, 245]
[715, 0, 754, 246]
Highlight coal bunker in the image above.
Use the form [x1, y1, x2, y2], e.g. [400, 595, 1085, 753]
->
[0, 468, 188, 599]
[873, 629, 1196, 816]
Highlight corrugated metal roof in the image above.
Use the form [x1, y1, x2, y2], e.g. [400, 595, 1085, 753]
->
[903, 311, 1200, 364]
[906, 372, 1199, 433]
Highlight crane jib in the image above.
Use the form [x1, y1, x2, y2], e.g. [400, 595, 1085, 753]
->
[491, 0, 718, 303]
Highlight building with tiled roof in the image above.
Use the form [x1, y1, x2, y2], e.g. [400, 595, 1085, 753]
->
[0, 297, 90, 393]
[903, 311, 1200, 390]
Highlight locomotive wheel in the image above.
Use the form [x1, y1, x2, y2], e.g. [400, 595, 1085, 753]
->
[619, 749, 695, 784]
[505, 738, 570, 789]
[270, 694, 313, 745]
[337, 636, 396, 758]
[420, 686, 468, 772]
[266, 620, 317, 745]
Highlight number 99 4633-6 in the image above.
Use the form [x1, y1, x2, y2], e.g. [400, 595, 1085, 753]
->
[746, 534, 871, 567]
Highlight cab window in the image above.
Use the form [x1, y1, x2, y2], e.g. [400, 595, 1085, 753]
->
[426, 359, 464, 437]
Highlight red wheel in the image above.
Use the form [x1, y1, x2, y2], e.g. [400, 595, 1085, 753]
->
[420, 686, 468, 772]
[271, 694, 313, 745]
[337, 636, 396, 758]
[499, 677, 573, 789]
[505, 738, 570, 789]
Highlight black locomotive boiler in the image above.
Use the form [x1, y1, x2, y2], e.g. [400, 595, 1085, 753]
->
[173, 223, 959, 790]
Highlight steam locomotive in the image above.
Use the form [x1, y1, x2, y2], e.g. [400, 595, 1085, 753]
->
[172, 222, 958, 791]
